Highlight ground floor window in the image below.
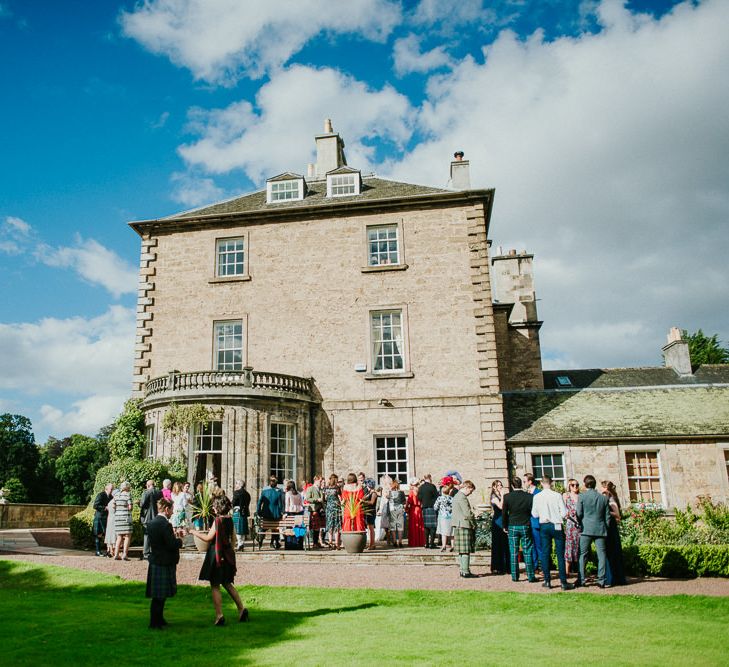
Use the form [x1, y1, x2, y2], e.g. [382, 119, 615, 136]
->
[625, 451, 662, 505]
[270, 423, 296, 481]
[192, 421, 223, 485]
[531, 453, 565, 486]
[145, 425, 155, 460]
[375, 435, 408, 482]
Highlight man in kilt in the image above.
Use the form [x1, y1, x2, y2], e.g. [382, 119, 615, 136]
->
[417, 473, 439, 548]
[451, 480, 477, 578]
[92, 484, 113, 557]
[502, 476, 536, 583]
[146, 497, 182, 629]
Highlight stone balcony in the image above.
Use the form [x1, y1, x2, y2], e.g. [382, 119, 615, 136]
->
[142, 367, 317, 408]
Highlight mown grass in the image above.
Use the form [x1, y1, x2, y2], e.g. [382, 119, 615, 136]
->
[1, 559, 727, 666]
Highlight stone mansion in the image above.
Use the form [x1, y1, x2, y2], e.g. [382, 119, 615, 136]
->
[130, 121, 729, 507]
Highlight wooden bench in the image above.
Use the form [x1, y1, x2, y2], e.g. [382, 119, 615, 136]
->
[253, 513, 310, 551]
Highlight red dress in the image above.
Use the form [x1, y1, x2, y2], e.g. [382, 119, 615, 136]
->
[341, 487, 365, 532]
[405, 490, 425, 547]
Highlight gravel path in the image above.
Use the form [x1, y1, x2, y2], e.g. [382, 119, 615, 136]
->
[2, 551, 728, 597]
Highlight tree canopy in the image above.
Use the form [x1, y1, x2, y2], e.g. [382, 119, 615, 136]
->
[0, 414, 38, 491]
[682, 329, 729, 368]
[54, 435, 110, 505]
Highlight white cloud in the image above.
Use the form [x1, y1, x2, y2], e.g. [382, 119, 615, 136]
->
[179, 64, 414, 184]
[120, 0, 402, 84]
[5, 215, 31, 235]
[36, 236, 137, 298]
[1, 215, 33, 254]
[39, 395, 125, 437]
[393, 34, 454, 76]
[170, 171, 224, 206]
[383, 0, 729, 367]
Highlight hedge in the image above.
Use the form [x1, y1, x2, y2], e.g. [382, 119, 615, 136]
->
[69, 506, 144, 550]
[623, 544, 729, 578]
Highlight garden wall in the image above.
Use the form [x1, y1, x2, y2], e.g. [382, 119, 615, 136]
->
[0, 503, 86, 529]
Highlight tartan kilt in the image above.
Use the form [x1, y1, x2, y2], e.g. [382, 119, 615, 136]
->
[309, 510, 323, 531]
[233, 510, 248, 536]
[146, 563, 177, 599]
[453, 527, 475, 554]
[422, 507, 437, 530]
[92, 514, 107, 537]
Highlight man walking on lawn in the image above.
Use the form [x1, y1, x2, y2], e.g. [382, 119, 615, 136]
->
[502, 476, 536, 583]
[146, 497, 182, 629]
[576, 474, 611, 588]
[531, 475, 573, 590]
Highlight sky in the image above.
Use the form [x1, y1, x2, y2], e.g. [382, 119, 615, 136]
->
[1, 0, 727, 444]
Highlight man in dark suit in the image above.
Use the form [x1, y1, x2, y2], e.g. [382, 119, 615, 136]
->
[257, 475, 284, 549]
[417, 474, 439, 549]
[576, 474, 612, 588]
[502, 477, 537, 583]
[92, 483, 113, 557]
[145, 497, 182, 629]
[140, 479, 162, 561]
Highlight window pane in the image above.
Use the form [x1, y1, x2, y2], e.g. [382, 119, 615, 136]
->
[625, 452, 662, 505]
[367, 225, 400, 266]
[375, 435, 408, 481]
[270, 423, 296, 480]
[371, 310, 404, 372]
[217, 238, 245, 276]
[214, 320, 243, 370]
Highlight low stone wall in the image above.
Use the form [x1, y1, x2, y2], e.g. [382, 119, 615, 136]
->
[0, 503, 86, 529]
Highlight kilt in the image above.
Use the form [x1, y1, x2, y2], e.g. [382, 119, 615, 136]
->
[92, 514, 107, 537]
[422, 507, 437, 530]
[233, 510, 248, 536]
[453, 527, 475, 554]
[146, 563, 177, 599]
[309, 510, 323, 531]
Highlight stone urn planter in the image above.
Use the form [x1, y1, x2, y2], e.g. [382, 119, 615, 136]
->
[193, 534, 210, 553]
[341, 530, 367, 554]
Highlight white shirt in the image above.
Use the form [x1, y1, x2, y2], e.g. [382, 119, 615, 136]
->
[531, 487, 567, 526]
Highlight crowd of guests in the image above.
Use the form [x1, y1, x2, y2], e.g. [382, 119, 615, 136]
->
[91, 470, 627, 590]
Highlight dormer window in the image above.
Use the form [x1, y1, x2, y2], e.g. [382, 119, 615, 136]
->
[266, 173, 306, 203]
[326, 167, 361, 197]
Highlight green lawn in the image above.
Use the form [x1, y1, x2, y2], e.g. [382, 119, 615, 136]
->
[1, 560, 727, 666]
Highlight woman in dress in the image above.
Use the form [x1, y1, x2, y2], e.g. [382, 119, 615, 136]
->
[359, 474, 378, 549]
[324, 474, 342, 549]
[433, 483, 454, 552]
[404, 477, 425, 547]
[191, 495, 249, 625]
[388, 479, 406, 548]
[563, 479, 581, 576]
[170, 482, 187, 538]
[489, 480, 509, 574]
[104, 488, 118, 557]
[602, 480, 626, 586]
[232, 480, 251, 551]
[285, 480, 304, 514]
[113, 481, 133, 560]
[341, 473, 365, 532]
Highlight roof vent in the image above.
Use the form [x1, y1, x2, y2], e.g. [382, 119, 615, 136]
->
[556, 375, 572, 388]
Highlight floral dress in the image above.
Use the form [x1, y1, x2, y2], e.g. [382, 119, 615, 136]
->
[433, 493, 453, 538]
[564, 493, 581, 563]
[325, 487, 342, 532]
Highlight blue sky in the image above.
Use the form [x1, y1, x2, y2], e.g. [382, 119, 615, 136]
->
[1, 0, 727, 443]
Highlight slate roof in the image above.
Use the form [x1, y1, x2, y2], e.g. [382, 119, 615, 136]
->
[505, 366, 729, 442]
[169, 176, 451, 220]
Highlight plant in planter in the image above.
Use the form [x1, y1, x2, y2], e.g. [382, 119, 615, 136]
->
[341, 493, 367, 554]
[189, 481, 214, 552]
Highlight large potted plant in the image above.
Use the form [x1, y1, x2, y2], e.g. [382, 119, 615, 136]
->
[340, 493, 367, 554]
[189, 482, 214, 552]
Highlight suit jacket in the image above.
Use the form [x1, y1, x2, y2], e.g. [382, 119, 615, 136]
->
[502, 490, 533, 529]
[140, 488, 162, 524]
[93, 491, 111, 518]
[257, 486, 284, 520]
[147, 514, 182, 566]
[232, 488, 251, 517]
[417, 481, 439, 509]
[451, 490, 475, 530]
[576, 488, 611, 537]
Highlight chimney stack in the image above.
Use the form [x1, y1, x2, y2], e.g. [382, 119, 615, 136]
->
[314, 118, 346, 178]
[662, 327, 692, 375]
[450, 151, 470, 190]
[490, 249, 538, 324]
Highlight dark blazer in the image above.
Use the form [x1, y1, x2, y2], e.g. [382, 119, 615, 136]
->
[92, 491, 111, 518]
[417, 481, 439, 509]
[232, 488, 251, 517]
[576, 488, 611, 537]
[257, 486, 284, 519]
[502, 490, 533, 529]
[140, 488, 162, 524]
[147, 514, 182, 566]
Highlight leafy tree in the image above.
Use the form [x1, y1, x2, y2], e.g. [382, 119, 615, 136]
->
[2, 477, 28, 502]
[95, 422, 115, 447]
[107, 399, 146, 461]
[0, 414, 38, 489]
[55, 435, 111, 505]
[682, 329, 729, 368]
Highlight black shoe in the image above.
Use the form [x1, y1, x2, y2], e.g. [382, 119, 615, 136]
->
[273, 542, 281, 550]
[574, 579, 583, 588]
[239, 608, 249, 623]
[460, 572, 476, 578]
[561, 583, 575, 590]
[528, 578, 537, 583]
[215, 616, 226, 626]
[542, 581, 552, 589]
[597, 583, 611, 589]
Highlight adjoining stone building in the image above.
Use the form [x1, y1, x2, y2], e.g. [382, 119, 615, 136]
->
[129, 121, 729, 508]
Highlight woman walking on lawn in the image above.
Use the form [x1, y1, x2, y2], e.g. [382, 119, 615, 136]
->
[191, 494, 249, 625]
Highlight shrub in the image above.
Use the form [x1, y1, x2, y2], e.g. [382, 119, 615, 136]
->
[107, 399, 145, 461]
[92, 458, 186, 502]
[69, 505, 143, 550]
[2, 477, 27, 502]
[474, 511, 492, 550]
[623, 544, 729, 578]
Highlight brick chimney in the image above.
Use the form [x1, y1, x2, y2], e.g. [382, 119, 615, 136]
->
[662, 327, 692, 375]
[314, 118, 346, 179]
[450, 150, 470, 190]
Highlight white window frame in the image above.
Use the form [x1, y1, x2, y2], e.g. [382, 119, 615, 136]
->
[374, 434, 410, 482]
[215, 236, 246, 278]
[193, 421, 223, 453]
[625, 450, 664, 506]
[213, 319, 244, 371]
[327, 172, 360, 197]
[144, 425, 155, 460]
[367, 224, 400, 267]
[270, 422, 297, 481]
[267, 178, 304, 203]
[531, 452, 566, 486]
[368, 306, 411, 377]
